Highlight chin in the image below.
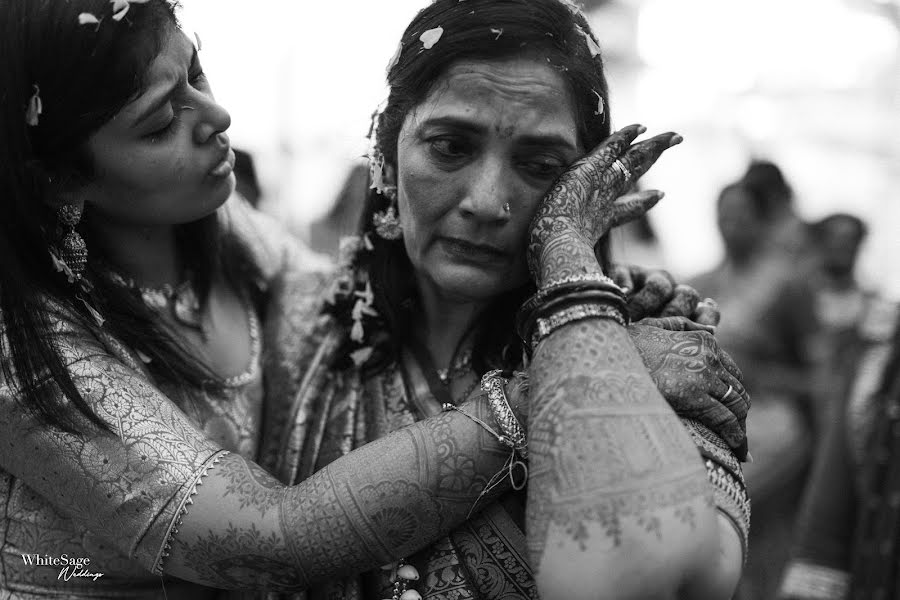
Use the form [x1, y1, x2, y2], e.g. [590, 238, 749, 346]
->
[433, 268, 525, 303]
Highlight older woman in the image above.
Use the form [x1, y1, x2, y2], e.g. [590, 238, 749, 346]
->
[0, 1, 745, 599]
[261, 1, 749, 598]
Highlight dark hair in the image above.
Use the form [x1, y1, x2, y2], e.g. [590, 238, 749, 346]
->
[0, 0, 259, 433]
[809, 212, 868, 245]
[328, 0, 614, 374]
[717, 180, 781, 224]
[742, 159, 793, 213]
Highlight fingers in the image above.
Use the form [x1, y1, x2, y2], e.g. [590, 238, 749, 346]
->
[615, 132, 683, 186]
[692, 399, 747, 453]
[568, 124, 646, 191]
[693, 297, 721, 327]
[610, 264, 634, 294]
[717, 348, 744, 382]
[661, 284, 701, 318]
[639, 316, 716, 334]
[626, 269, 676, 321]
[609, 190, 665, 228]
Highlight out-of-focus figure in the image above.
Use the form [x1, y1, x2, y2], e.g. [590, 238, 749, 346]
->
[306, 162, 368, 259]
[806, 213, 884, 432]
[690, 163, 819, 600]
[779, 306, 900, 600]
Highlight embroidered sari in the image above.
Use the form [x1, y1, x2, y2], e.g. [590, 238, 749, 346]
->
[260, 268, 537, 600]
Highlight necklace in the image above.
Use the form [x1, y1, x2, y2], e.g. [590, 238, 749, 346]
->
[108, 272, 204, 333]
[436, 349, 473, 384]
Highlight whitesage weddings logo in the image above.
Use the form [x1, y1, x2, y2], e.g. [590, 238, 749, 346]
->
[21, 554, 104, 582]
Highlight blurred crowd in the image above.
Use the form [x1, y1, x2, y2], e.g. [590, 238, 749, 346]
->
[231, 153, 896, 600]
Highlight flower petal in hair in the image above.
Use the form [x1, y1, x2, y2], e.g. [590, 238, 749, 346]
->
[110, 0, 150, 22]
[490, 27, 503, 40]
[420, 27, 444, 50]
[78, 12, 101, 26]
[25, 84, 42, 127]
[575, 24, 601, 58]
[592, 89, 605, 117]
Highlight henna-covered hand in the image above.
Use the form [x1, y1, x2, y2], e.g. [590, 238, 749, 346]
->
[628, 322, 749, 459]
[611, 264, 721, 328]
[527, 125, 682, 287]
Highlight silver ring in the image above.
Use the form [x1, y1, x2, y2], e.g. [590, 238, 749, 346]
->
[502, 202, 511, 214]
[722, 384, 734, 402]
[611, 159, 631, 186]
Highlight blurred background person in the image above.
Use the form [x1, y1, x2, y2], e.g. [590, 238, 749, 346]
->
[689, 162, 820, 600]
[779, 308, 900, 600]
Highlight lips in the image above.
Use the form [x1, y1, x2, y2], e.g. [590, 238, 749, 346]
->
[208, 147, 235, 178]
[440, 237, 509, 263]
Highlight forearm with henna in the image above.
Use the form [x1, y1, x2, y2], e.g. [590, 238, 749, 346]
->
[526, 316, 718, 597]
[165, 397, 512, 590]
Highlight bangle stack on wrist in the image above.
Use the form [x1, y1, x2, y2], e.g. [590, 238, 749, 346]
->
[682, 418, 751, 563]
[516, 272, 628, 353]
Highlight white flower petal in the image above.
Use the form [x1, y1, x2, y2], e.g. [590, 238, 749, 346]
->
[386, 41, 402, 75]
[78, 13, 101, 25]
[420, 27, 444, 50]
[350, 347, 374, 366]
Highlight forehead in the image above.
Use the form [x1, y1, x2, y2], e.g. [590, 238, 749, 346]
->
[409, 57, 579, 140]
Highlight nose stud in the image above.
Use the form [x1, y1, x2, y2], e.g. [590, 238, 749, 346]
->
[502, 202, 511, 214]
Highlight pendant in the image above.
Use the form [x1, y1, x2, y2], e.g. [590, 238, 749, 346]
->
[172, 283, 203, 330]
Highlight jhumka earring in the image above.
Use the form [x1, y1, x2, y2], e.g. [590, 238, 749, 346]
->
[372, 185, 403, 240]
[56, 203, 88, 281]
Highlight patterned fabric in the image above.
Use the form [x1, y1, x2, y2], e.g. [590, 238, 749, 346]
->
[260, 269, 538, 600]
[0, 198, 306, 599]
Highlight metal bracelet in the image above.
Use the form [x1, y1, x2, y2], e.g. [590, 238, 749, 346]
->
[480, 370, 527, 459]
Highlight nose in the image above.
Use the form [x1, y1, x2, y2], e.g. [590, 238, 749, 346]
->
[457, 156, 514, 223]
[193, 94, 232, 145]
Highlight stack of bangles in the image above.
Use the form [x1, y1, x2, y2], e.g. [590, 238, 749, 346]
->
[681, 419, 751, 562]
[516, 272, 628, 353]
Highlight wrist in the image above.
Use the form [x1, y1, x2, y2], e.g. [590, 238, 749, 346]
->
[527, 229, 602, 288]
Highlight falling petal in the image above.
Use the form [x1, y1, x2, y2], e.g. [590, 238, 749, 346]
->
[420, 27, 443, 50]
[350, 347, 373, 366]
[386, 41, 402, 74]
[363, 233, 375, 251]
[110, 0, 128, 11]
[193, 31, 202, 51]
[490, 27, 503, 40]
[136, 350, 153, 364]
[78, 12, 100, 25]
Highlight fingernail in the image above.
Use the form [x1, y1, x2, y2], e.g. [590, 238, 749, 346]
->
[745, 451, 754, 463]
[654, 190, 665, 199]
[669, 134, 683, 146]
[620, 287, 631, 295]
[637, 125, 647, 134]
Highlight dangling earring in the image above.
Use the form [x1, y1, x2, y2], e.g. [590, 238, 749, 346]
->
[54, 203, 88, 282]
[372, 185, 403, 240]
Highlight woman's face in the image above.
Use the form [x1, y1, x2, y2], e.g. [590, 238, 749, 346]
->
[81, 28, 234, 228]
[395, 56, 581, 303]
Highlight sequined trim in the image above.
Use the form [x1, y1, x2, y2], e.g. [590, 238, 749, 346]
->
[683, 418, 743, 483]
[780, 560, 850, 599]
[151, 450, 230, 575]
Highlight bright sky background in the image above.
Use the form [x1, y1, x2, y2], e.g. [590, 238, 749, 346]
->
[181, 0, 900, 297]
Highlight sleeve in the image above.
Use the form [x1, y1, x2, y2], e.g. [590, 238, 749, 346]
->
[0, 323, 226, 572]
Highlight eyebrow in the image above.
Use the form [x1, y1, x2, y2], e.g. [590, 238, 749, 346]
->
[419, 116, 578, 152]
[131, 46, 199, 129]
